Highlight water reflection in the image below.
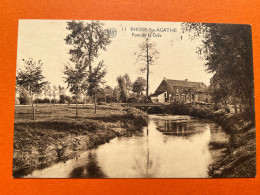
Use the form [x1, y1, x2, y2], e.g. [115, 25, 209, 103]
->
[24, 115, 229, 178]
[70, 152, 107, 178]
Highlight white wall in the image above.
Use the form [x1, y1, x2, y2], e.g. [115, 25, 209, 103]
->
[158, 92, 166, 103]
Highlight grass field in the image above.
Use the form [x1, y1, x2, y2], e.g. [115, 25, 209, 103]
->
[13, 104, 148, 177]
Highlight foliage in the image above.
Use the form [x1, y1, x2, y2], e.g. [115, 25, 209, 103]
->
[64, 63, 87, 97]
[16, 58, 48, 119]
[116, 75, 128, 102]
[18, 88, 31, 105]
[42, 98, 50, 103]
[182, 23, 254, 114]
[132, 77, 146, 95]
[65, 20, 111, 114]
[59, 94, 66, 104]
[86, 61, 106, 97]
[16, 58, 48, 101]
[43, 85, 52, 101]
[103, 85, 113, 102]
[123, 73, 132, 96]
[65, 20, 111, 72]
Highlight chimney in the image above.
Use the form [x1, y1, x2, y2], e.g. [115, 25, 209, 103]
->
[185, 79, 188, 82]
[163, 77, 167, 80]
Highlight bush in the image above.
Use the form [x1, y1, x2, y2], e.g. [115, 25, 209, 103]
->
[123, 107, 148, 128]
[19, 96, 31, 105]
[155, 102, 215, 119]
[51, 99, 58, 104]
[42, 98, 50, 103]
[59, 95, 66, 104]
[65, 96, 72, 104]
[98, 102, 107, 105]
[34, 98, 46, 104]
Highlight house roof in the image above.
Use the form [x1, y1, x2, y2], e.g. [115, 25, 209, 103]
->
[165, 79, 206, 88]
[155, 79, 207, 94]
[150, 91, 165, 97]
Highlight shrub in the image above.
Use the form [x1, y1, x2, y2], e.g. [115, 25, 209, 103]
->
[42, 98, 50, 103]
[123, 107, 148, 126]
[51, 99, 58, 104]
[59, 95, 66, 104]
[34, 98, 44, 104]
[19, 96, 31, 105]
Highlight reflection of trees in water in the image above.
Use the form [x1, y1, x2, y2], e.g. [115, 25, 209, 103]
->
[130, 126, 156, 178]
[70, 151, 107, 178]
[155, 119, 193, 136]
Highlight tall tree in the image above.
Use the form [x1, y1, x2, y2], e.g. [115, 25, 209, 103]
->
[65, 20, 111, 73]
[52, 85, 58, 104]
[64, 63, 88, 117]
[182, 23, 254, 115]
[123, 73, 132, 97]
[65, 20, 111, 110]
[135, 38, 159, 96]
[103, 85, 113, 103]
[58, 85, 66, 104]
[133, 77, 146, 103]
[113, 87, 120, 105]
[117, 75, 128, 103]
[133, 77, 146, 95]
[16, 58, 48, 119]
[43, 84, 52, 103]
[86, 61, 106, 113]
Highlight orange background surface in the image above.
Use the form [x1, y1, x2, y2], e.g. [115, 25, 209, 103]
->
[0, 0, 260, 194]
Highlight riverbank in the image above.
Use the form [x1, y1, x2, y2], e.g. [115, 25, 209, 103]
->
[149, 103, 256, 177]
[13, 105, 147, 177]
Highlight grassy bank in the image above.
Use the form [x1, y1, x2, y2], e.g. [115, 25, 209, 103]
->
[13, 104, 147, 177]
[149, 103, 256, 177]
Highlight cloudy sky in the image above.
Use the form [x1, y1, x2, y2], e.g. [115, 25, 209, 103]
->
[16, 20, 213, 94]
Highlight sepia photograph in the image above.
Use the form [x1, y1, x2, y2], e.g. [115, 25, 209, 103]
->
[13, 20, 255, 178]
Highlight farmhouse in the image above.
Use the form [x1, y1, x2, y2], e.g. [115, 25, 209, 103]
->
[150, 78, 211, 104]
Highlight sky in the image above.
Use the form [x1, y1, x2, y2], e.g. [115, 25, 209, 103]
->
[16, 20, 213, 94]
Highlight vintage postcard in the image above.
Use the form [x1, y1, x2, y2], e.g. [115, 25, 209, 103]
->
[13, 20, 255, 178]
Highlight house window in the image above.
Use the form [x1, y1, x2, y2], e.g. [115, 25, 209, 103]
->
[176, 89, 179, 93]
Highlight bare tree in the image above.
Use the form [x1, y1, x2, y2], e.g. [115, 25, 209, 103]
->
[135, 38, 159, 96]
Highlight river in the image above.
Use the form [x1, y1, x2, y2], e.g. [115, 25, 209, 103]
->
[23, 115, 229, 178]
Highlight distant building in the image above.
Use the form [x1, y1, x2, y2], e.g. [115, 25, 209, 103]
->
[150, 78, 211, 104]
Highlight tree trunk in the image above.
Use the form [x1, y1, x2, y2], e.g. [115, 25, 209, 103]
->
[146, 44, 149, 97]
[30, 91, 35, 120]
[76, 96, 79, 118]
[94, 94, 97, 114]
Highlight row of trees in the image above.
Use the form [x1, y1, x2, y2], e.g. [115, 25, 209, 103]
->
[16, 20, 160, 119]
[63, 21, 159, 116]
[116, 74, 147, 103]
[16, 81, 66, 105]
